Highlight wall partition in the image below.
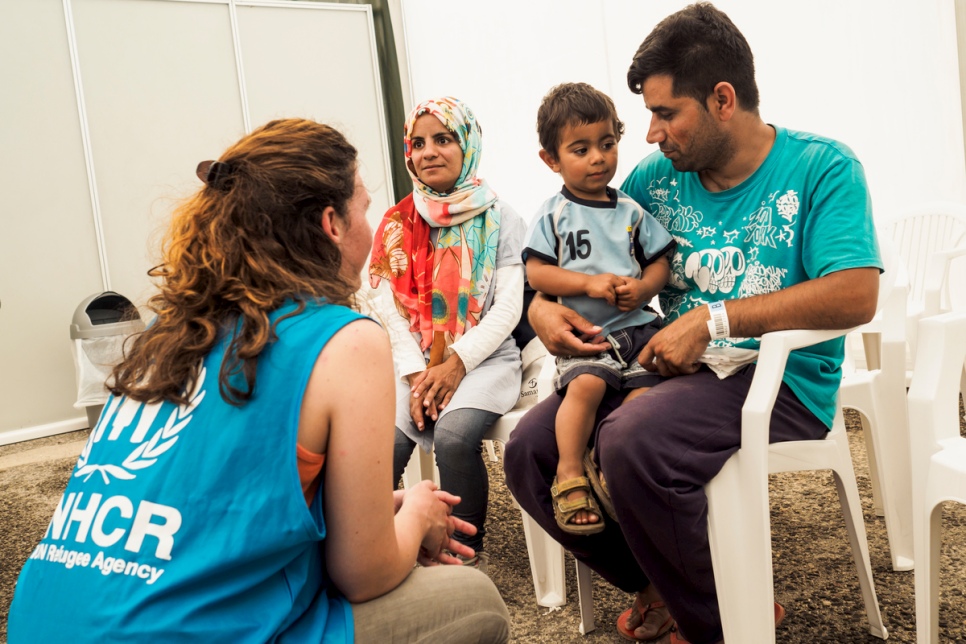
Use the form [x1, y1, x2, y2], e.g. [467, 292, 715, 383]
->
[0, 0, 394, 444]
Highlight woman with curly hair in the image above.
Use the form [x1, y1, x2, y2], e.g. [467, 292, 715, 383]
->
[9, 118, 510, 643]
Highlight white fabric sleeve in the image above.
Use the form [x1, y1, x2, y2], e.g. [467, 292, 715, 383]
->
[450, 263, 524, 373]
[369, 280, 427, 380]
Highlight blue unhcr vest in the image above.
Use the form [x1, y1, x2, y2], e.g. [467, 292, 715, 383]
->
[9, 300, 364, 643]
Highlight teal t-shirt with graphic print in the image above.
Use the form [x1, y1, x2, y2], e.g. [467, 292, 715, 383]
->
[621, 126, 882, 428]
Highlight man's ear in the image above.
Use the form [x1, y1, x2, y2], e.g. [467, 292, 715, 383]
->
[709, 82, 737, 121]
[320, 206, 343, 244]
[538, 148, 560, 173]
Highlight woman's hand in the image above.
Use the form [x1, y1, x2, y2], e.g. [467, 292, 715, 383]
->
[402, 482, 477, 565]
[409, 354, 466, 423]
[405, 373, 429, 430]
[392, 489, 406, 513]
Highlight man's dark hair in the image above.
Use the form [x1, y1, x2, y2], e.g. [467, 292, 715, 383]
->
[536, 82, 625, 159]
[626, 2, 759, 112]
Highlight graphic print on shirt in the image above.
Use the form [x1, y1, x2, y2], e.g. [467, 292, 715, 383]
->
[647, 177, 705, 235]
[684, 246, 745, 295]
[24, 366, 207, 586]
[647, 180, 800, 324]
[75, 365, 205, 484]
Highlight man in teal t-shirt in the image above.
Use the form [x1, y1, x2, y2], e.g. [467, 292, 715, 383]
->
[504, 4, 882, 644]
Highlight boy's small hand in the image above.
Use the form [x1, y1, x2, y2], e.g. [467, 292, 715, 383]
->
[585, 273, 623, 305]
[615, 277, 649, 312]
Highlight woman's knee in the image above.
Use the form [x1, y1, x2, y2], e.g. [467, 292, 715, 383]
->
[392, 429, 416, 483]
[434, 409, 497, 456]
[439, 568, 510, 643]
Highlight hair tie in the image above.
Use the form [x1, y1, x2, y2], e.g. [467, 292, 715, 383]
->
[195, 160, 235, 191]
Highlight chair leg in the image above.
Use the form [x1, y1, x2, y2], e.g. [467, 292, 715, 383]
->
[829, 440, 889, 639]
[402, 446, 428, 489]
[485, 439, 499, 462]
[707, 454, 777, 644]
[575, 559, 595, 634]
[857, 400, 915, 570]
[518, 506, 567, 607]
[914, 501, 943, 644]
[856, 409, 885, 517]
[873, 409, 916, 572]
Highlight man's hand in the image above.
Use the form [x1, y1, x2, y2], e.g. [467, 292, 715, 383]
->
[585, 273, 623, 306]
[638, 305, 709, 376]
[528, 294, 610, 357]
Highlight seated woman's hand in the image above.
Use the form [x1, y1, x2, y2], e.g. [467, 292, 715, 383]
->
[409, 354, 467, 423]
[405, 375, 428, 431]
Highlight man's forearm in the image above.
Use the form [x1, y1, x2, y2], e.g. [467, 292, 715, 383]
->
[719, 267, 879, 338]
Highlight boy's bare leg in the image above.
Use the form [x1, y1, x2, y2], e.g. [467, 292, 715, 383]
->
[555, 373, 608, 524]
[623, 386, 650, 405]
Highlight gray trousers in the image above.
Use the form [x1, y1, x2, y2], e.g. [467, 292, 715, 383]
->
[351, 565, 510, 643]
[503, 364, 828, 644]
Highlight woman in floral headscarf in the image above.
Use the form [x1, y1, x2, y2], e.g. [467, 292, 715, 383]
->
[370, 97, 525, 567]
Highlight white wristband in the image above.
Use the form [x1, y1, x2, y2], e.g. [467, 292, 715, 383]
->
[706, 301, 730, 340]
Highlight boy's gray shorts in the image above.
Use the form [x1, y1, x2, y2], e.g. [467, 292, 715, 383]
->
[554, 318, 664, 393]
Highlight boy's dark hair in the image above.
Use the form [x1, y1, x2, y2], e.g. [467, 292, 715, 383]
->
[626, 2, 759, 112]
[536, 82, 625, 159]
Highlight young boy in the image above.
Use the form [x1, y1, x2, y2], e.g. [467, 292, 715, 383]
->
[523, 82, 674, 534]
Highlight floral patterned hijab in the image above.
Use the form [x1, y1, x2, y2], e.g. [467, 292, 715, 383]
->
[369, 97, 501, 365]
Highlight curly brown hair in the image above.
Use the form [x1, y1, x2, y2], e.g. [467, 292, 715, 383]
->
[111, 118, 359, 406]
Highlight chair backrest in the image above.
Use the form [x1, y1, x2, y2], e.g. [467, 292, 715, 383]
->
[843, 234, 907, 376]
[875, 234, 900, 313]
[907, 309, 966, 446]
[886, 202, 966, 309]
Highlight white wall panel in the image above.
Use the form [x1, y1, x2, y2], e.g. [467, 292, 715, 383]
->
[0, 0, 103, 437]
[403, 0, 966, 227]
[71, 0, 245, 307]
[236, 2, 394, 227]
[1, 0, 392, 444]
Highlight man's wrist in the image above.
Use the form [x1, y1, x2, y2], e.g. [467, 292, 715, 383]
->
[706, 301, 730, 340]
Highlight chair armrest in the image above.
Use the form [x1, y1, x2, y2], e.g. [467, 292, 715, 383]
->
[923, 244, 966, 318]
[741, 327, 854, 453]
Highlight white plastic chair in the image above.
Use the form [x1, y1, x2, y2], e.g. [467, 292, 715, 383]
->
[401, 340, 577, 610]
[840, 237, 915, 571]
[887, 202, 966, 382]
[907, 310, 966, 644]
[575, 270, 894, 641]
[707, 327, 889, 643]
[706, 258, 902, 643]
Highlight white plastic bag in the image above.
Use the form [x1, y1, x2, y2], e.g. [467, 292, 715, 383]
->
[512, 337, 548, 411]
[72, 335, 128, 408]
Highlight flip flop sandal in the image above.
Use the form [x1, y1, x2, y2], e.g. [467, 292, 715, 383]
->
[583, 448, 619, 522]
[551, 475, 605, 535]
[616, 599, 673, 642]
[664, 601, 786, 644]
